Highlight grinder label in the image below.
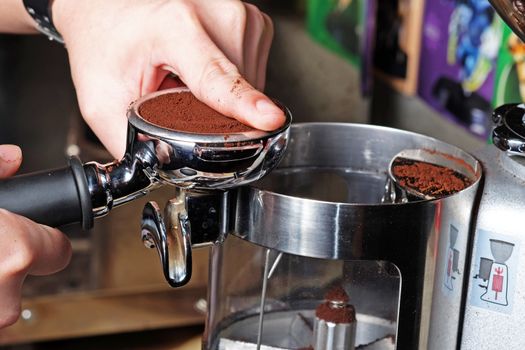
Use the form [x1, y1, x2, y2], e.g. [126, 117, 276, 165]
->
[442, 224, 462, 296]
[469, 229, 520, 314]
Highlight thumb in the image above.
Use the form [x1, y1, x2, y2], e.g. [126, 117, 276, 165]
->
[0, 145, 22, 178]
[165, 28, 286, 131]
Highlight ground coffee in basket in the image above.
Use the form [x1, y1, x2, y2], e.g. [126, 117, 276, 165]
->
[138, 91, 256, 133]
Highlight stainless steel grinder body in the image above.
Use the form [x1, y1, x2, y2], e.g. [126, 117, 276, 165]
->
[459, 104, 525, 349]
[203, 123, 482, 349]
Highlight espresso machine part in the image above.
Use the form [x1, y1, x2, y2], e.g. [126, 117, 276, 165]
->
[386, 148, 477, 201]
[0, 87, 292, 287]
[312, 300, 356, 350]
[459, 103, 525, 349]
[204, 123, 482, 350]
[207, 237, 398, 350]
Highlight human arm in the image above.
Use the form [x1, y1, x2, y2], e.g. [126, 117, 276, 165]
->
[49, 0, 286, 158]
[0, 0, 37, 33]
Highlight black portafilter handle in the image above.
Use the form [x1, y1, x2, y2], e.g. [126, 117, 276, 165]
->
[0, 156, 94, 230]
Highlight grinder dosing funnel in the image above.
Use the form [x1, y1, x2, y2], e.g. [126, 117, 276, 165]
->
[386, 148, 478, 202]
[0, 87, 292, 287]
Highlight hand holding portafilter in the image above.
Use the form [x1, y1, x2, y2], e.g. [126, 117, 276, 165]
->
[0, 88, 291, 286]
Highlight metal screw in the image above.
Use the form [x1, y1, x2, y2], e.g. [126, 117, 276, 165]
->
[21, 309, 33, 321]
[142, 233, 156, 249]
[194, 298, 208, 314]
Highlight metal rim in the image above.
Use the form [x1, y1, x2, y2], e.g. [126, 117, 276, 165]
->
[127, 87, 292, 144]
[250, 123, 483, 208]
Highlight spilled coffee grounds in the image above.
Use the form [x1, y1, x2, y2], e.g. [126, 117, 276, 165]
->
[138, 91, 256, 133]
[392, 158, 472, 197]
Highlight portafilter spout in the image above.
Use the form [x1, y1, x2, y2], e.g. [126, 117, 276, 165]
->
[0, 87, 292, 287]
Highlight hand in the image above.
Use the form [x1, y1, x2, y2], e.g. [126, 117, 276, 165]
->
[52, 0, 285, 158]
[0, 145, 71, 328]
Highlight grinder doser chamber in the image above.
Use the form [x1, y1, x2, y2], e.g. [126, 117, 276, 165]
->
[203, 123, 482, 349]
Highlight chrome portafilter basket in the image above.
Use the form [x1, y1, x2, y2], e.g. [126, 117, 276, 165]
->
[0, 87, 292, 287]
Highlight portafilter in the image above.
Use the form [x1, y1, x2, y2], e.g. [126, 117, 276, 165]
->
[0, 87, 292, 287]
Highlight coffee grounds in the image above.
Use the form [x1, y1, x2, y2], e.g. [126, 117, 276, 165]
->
[324, 285, 350, 303]
[392, 158, 472, 197]
[315, 286, 356, 324]
[138, 91, 256, 134]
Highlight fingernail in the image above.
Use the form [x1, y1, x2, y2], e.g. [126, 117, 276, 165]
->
[0, 145, 22, 163]
[256, 99, 282, 115]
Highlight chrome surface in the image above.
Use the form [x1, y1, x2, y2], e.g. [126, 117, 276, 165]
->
[491, 103, 525, 156]
[127, 87, 292, 189]
[140, 190, 230, 287]
[313, 312, 356, 350]
[460, 147, 525, 349]
[489, 0, 525, 42]
[388, 148, 479, 200]
[83, 87, 292, 218]
[257, 249, 272, 349]
[233, 123, 481, 260]
[228, 123, 482, 349]
[140, 199, 192, 287]
[75, 87, 291, 287]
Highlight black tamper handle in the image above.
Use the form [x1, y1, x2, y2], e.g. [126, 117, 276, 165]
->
[0, 156, 93, 230]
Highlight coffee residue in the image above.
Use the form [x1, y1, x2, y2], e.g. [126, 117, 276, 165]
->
[392, 158, 472, 197]
[138, 91, 256, 134]
[315, 286, 356, 324]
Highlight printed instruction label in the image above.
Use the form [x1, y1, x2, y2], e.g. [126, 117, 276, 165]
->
[469, 229, 520, 314]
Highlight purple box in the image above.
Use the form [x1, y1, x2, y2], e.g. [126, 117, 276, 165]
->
[418, 0, 502, 138]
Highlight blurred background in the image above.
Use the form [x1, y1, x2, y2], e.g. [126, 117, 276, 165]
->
[0, 0, 517, 348]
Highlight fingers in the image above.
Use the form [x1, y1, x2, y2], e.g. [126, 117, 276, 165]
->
[164, 20, 285, 131]
[0, 270, 24, 328]
[242, 3, 267, 89]
[0, 210, 71, 328]
[0, 211, 72, 276]
[0, 145, 22, 178]
[75, 76, 131, 158]
[196, 0, 247, 78]
[255, 12, 274, 91]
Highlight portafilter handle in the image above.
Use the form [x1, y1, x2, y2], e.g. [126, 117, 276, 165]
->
[0, 140, 160, 230]
[0, 156, 94, 229]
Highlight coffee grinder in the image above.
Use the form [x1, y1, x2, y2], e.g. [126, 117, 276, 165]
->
[200, 123, 482, 349]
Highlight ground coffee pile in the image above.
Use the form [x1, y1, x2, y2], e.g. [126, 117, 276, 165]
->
[392, 158, 472, 197]
[138, 91, 256, 133]
[315, 286, 356, 324]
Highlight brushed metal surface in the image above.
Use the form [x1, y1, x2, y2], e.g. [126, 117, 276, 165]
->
[226, 123, 482, 349]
